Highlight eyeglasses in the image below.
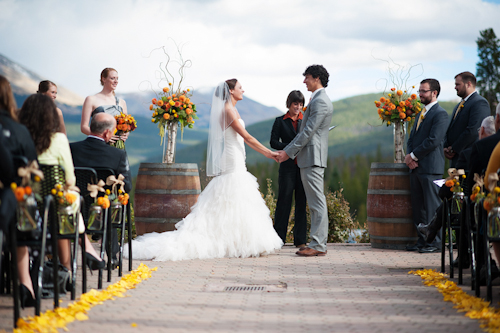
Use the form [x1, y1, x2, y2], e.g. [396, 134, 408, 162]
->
[417, 89, 431, 94]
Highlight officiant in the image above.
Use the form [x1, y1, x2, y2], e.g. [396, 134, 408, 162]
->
[270, 90, 308, 248]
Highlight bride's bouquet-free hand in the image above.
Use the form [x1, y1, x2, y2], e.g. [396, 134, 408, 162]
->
[112, 113, 137, 149]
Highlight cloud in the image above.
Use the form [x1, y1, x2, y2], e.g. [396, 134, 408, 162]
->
[0, 0, 499, 109]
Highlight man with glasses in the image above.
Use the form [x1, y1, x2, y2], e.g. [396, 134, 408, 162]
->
[444, 72, 490, 168]
[405, 79, 448, 253]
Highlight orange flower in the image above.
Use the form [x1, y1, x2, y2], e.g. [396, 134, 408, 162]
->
[399, 113, 406, 119]
[163, 87, 170, 93]
[390, 104, 396, 110]
[66, 193, 77, 204]
[411, 94, 417, 100]
[179, 95, 186, 102]
[445, 179, 455, 188]
[163, 113, 170, 120]
[391, 88, 395, 91]
[374, 101, 381, 107]
[484, 200, 492, 212]
[303, 107, 307, 111]
[174, 101, 181, 107]
[15, 187, 25, 201]
[157, 100, 164, 107]
[399, 101, 405, 107]
[397, 90, 403, 96]
[186, 108, 193, 115]
[380, 97, 386, 103]
[152, 98, 157, 105]
[25, 186, 32, 196]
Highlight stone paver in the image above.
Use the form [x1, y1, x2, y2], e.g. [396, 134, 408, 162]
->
[0, 243, 493, 332]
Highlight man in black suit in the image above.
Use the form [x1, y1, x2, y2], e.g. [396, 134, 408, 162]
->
[405, 79, 449, 253]
[70, 113, 132, 263]
[418, 115, 496, 244]
[270, 90, 307, 247]
[444, 71, 490, 167]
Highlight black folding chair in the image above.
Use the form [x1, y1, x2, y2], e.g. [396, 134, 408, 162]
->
[441, 197, 465, 284]
[74, 167, 108, 290]
[38, 164, 84, 303]
[94, 168, 131, 280]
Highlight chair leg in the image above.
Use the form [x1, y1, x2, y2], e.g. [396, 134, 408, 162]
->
[448, 212, 454, 279]
[9, 224, 20, 328]
[51, 218, 60, 308]
[486, 237, 493, 302]
[441, 201, 446, 273]
[127, 202, 132, 272]
[81, 233, 87, 294]
[118, 206, 126, 277]
[98, 210, 108, 290]
[107, 214, 112, 283]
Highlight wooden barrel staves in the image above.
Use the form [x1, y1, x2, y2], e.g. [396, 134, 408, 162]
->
[134, 163, 201, 235]
[366, 162, 417, 249]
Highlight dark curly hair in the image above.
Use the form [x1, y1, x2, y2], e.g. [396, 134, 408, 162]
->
[18, 94, 60, 155]
[303, 65, 329, 88]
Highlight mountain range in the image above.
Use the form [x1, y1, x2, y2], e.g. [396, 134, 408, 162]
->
[1, 52, 459, 179]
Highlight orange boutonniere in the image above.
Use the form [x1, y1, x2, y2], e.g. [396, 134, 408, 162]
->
[302, 106, 307, 112]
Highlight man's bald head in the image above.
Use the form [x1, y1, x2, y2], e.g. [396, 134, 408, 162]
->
[90, 113, 116, 142]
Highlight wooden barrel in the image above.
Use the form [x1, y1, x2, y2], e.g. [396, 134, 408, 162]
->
[134, 163, 201, 236]
[366, 162, 417, 249]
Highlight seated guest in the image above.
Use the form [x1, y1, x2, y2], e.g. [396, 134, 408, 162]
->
[18, 94, 105, 273]
[37, 80, 66, 135]
[70, 112, 132, 264]
[0, 75, 38, 307]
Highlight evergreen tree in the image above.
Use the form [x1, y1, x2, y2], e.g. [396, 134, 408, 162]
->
[476, 28, 500, 115]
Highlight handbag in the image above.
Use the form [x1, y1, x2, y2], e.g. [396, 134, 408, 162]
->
[42, 260, 70, 294]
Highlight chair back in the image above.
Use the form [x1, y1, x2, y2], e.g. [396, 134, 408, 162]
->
[74, 167, 98, 222]
[93, 168, 116, 194]
[38, 164, 66, 224]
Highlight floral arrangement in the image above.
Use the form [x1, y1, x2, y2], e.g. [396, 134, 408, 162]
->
[11, 176, 42, 231]
[51, 184, 78, 207]
[444, 169, 466, 193]
[470, 173, 485, 203]
[483, 173, 500, 212]
[150, 84, 198, 139]
[112, 113, 137, 149]
[374, 87, 422, 126]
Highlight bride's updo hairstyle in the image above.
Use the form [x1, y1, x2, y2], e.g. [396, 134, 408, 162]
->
[214, 78, 237, 101]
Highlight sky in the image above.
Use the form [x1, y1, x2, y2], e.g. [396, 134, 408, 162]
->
[1, 0, 500, 111]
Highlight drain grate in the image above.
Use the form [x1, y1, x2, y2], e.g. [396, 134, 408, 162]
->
[224, 286, 266, 292]
[205, 283, 287, 292]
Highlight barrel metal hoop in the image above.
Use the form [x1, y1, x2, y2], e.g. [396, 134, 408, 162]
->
[369, 235, 418, 241]
[369, 172, 409, 176]
[134, 217, 182, 224]
[367, 217, 413, 224]
[139, 171, 200, 176]
[135, 189, 201, 195]
[367, 189, 411, 195]
[138, 163, 199, 169]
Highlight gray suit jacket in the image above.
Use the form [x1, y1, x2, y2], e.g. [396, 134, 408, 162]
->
[407, 103, 448, 174]
[284, 89, 333, 168]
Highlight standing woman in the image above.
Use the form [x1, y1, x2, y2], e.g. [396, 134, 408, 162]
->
[37, 80, 67, 135]
[270, 90, 307, 248]
[80, 68, 128, 145]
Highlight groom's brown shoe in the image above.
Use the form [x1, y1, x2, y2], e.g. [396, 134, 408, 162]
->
[295, 244, 306, 249]
[296, 247, 327, 257]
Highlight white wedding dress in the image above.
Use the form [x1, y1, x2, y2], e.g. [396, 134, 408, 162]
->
[125, 119, 283, 261]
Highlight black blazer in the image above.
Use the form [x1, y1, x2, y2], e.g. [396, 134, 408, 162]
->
[270, 114, 302, 170]
[70, 137, 132, 193]
[0, 110, 37, 163]
[466, 130, 500, 193]
[407, 103, 448, 174]
[444, 92, 490, 165]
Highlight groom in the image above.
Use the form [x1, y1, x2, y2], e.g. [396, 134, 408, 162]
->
[277, 65, 334, 256]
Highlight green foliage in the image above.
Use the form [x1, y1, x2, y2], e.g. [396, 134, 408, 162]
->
[262, 178, 361, 243]
[476, 28, 500, 114]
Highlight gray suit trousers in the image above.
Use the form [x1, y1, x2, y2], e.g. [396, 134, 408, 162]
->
[300, 166, 328, 252]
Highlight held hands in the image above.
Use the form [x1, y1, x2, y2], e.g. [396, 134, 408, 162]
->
[267, 151, 280, 163]
[109, 132, 129, 144]
[444, 146, 455, 160]
[276, 150, 290, 163]
[404, 154, 418, 170]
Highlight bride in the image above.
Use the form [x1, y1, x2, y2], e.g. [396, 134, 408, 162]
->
[126, 79, 283, 261]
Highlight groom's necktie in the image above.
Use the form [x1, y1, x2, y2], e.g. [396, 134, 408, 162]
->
[416, 107, 426, 131]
